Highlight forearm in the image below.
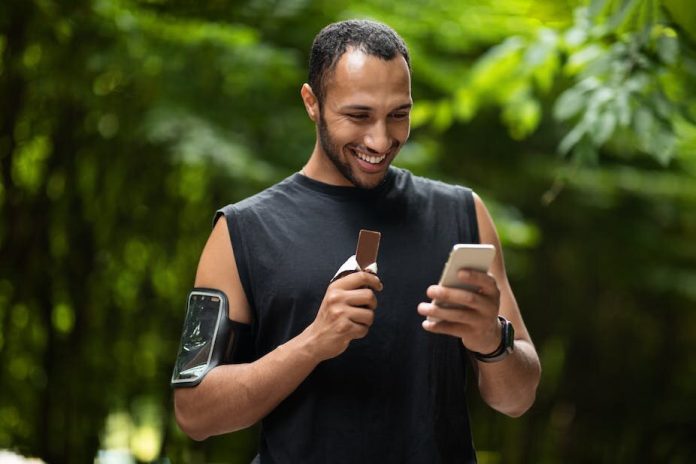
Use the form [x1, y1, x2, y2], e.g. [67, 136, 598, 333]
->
[475, 339, 541, 417]
[174, 328, 320, 440]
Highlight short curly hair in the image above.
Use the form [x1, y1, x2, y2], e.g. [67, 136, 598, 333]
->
[308, 20, 411, 106]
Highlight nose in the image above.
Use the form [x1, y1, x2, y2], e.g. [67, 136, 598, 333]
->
[364, 121, 392, 154]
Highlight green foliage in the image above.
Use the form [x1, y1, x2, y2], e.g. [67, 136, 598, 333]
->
[0, 0, 694, 463]
[552, 1, 692, 165]
[410, 0, 696, 167]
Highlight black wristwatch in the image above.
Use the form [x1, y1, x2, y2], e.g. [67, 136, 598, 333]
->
[472, 316, 515, 363]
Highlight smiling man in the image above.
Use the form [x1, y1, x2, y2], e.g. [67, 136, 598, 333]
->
[301, 43, 412, 188]
[173, 20, 540, 464]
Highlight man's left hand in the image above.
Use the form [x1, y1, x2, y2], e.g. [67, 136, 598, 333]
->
[417, 269, 502, 355]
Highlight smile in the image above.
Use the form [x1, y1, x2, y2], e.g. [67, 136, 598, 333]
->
[350, 148, 386, 165]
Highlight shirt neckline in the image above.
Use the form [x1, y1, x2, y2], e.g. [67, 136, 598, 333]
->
[291, 167, 397, 199]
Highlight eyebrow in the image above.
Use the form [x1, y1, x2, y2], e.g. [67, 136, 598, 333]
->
[340, 103, 413, 112]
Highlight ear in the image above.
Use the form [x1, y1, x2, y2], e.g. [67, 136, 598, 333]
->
[300, 83, 319, 122]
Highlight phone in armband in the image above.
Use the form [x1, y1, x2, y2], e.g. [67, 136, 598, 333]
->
[171, 288, 234, 388]
[432, 244, 496, 315]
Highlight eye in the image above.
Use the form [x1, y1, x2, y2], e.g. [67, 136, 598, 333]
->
[391, 112, 410, 120]
[348, 113, 369, 120]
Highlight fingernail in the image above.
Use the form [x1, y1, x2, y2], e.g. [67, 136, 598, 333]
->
[459, 270, 470, 278]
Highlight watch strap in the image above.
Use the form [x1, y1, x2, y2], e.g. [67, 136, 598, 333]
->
[471, 315, 514, 363]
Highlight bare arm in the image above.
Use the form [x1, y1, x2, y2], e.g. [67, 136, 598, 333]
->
[417, 193, 541, 417]
[174, 217, 382, 440]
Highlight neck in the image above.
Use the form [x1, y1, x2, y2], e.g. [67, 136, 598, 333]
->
[301, 143, 354, 187]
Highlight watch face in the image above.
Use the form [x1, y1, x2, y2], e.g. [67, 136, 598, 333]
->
[504, 319, 515, 352]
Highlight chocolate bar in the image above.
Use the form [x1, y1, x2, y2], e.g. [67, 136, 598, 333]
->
[355, 229, 381, 270]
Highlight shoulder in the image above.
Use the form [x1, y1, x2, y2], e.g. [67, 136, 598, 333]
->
[196, 212, 252, 322]
[471, 192, 498, 247]
[239, 176, 297, 208]
[391, 167, 475, 211]
[393, 167, 473, 195]
[214, 174, 300, 228]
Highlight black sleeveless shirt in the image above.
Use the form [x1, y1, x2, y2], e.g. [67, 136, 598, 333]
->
[216, 167, 479, 463]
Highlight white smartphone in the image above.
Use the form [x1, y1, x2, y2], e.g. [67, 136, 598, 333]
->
[439, 244, 496, 289]
[430, 244, 496, 316]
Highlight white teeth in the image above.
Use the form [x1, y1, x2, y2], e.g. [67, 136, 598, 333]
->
[353, 150, 386, 164]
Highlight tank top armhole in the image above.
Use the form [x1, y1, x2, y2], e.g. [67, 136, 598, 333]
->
[461, 188, 480, 244]
[213, 206, 256, 314]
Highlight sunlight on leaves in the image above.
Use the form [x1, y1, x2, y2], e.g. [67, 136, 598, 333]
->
[11, 136, 52, 194]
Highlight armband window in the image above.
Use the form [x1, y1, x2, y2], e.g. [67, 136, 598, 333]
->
[171, 288, 253, 388]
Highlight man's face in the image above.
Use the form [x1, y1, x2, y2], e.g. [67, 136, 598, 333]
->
[317, 49, 412, 189]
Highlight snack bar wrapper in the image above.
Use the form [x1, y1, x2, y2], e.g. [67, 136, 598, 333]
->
[331, 230, 381, 282]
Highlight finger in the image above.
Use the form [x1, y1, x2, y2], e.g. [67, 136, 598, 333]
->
[358, 271, 383, 292]
[417, 302, 477, 325]
[421, 318, 464, 337]
[346, 288, 378, 310]
[335, 271, 383, 292]
[456, 270, 498, 296]
[347, 306, 375, 327]
[349, 322, 370, 339]
[426, 285, 480, 309]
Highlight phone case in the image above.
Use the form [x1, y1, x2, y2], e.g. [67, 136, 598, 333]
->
[438, 244, 496, 289]
[171, 288, 232, 387]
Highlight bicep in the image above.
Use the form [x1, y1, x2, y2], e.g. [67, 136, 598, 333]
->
[194, 215, 252, 324]
[473, 193, 532, 342]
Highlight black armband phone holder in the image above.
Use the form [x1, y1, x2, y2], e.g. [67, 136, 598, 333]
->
[171, 288, 253, 388]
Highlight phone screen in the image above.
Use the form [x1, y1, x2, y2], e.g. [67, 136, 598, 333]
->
[172, 293, 222, 383]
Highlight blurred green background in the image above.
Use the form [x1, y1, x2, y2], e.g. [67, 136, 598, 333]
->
[1, 0, 695, 462]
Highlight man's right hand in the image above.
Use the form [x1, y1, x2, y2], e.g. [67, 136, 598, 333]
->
[304, 271, 383, 361]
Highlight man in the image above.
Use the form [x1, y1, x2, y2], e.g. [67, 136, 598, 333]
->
[174, 19, 541, 463]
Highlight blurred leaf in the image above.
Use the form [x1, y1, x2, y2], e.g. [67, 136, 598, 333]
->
[572, 135, 598, 164]
[591, 109, 617, 145]
[10, 136, 52, 194]
[663, 0, 696, 41]
[559, 120, 587, 155]
[432, 99, 453, 132]
[656, 33, 679, 65]
[554, 86, 586, 121]
[503, 95, 541, 139]
[564, 43, 604, 75]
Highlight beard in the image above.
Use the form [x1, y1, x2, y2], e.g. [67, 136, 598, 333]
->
[318, 113, 395, 190]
